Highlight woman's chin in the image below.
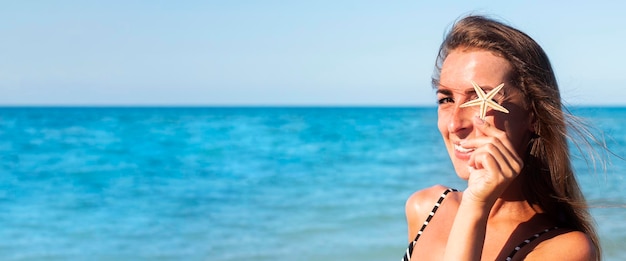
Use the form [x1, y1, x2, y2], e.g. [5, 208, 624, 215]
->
[453, 166, 470, 180]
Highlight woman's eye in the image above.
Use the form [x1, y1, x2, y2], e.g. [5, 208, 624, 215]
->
[437, 97, 454, 104]
[491, 93, 505, 104]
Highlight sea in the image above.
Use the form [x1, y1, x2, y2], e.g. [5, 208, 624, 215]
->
[0, 106, 624, 261]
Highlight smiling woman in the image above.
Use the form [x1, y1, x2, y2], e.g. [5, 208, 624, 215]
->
[403, 15, 602, 261]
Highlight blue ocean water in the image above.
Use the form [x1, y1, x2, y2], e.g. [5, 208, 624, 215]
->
[0, 107, 624, 261]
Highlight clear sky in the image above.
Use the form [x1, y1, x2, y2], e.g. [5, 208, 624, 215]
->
[1, 1, 625, 106]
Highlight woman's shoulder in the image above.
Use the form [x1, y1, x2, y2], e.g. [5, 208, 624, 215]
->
[405, 185, 460, 209]
[525, 229, 597, 261]
[405, 185, 460, 221]
[404, 185, 461, 241]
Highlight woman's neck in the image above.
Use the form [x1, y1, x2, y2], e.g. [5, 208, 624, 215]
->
[488, 175, 545, 222]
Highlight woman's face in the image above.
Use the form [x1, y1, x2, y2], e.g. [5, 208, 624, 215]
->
[437, 49, 532, 179]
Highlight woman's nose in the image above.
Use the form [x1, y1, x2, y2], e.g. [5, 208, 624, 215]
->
[447, 105, 473, 134]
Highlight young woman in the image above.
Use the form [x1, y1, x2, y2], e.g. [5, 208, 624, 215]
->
[403, 15, 600, 260]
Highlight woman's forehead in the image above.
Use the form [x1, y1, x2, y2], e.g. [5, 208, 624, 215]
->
[439, 49, 513, 86]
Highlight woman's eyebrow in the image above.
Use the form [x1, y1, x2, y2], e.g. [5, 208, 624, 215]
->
[436, 85, 475, 96]
[436, 88, 452, 96]
[436, 83, 502, 96]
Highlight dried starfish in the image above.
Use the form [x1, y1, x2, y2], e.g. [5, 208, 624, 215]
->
[460, 81, 509, 120]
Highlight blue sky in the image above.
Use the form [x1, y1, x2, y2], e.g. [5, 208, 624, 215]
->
[1, 1, 625, 106]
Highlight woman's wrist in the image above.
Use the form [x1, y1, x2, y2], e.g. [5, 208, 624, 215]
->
[461, 190, 496, 209]
[459, 193, 493, 220]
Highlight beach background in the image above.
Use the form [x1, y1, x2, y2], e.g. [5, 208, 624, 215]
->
[2, 1, 626, 260]
[1, 106, 624, 260]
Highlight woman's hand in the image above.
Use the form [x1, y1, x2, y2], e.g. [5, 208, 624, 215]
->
[461, 116, 524, 206]
[443, 116, 525, 260]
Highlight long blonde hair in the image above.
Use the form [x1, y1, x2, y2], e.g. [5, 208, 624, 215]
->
[432, 15, 601, 259]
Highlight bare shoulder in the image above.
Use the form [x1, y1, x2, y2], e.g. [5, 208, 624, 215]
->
[405, 185, 454, 213]
[526, 230, 597, 261]
[405, 185, 460, 241]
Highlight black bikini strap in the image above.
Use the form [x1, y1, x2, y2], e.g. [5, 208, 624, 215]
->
[402, 188, 457, 261]
[504, 226, 559, 261]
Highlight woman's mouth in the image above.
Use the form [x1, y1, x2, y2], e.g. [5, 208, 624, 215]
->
[454, 143, 474, 160]
[454, 144, 474, 153]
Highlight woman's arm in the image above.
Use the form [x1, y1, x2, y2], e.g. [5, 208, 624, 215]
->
[443, 117, 524, 261]
[443, 196, 491, 260]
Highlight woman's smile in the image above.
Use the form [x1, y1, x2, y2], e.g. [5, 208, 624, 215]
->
[453, 143, 474, 160]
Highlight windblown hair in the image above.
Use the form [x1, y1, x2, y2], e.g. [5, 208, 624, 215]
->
[433, 15, 601, 259]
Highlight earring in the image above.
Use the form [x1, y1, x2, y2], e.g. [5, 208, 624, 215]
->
[530, 132, 540, 140]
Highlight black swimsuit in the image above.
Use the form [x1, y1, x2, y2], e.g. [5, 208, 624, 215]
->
[402, 188, 558, 261]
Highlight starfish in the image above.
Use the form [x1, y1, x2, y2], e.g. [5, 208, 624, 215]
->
[459, 81, 509, 120]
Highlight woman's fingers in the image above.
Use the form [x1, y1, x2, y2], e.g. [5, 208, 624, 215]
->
[470, 117, 517, 154]
[466, 137, 522, 176]
[463, 117, 523, 169]
[461, 116, 525, 203]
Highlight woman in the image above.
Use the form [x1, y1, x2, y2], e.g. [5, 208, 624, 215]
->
[403, 15, 600, 260]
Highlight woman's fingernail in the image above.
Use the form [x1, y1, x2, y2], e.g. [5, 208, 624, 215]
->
[474, 116, 485, 125]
